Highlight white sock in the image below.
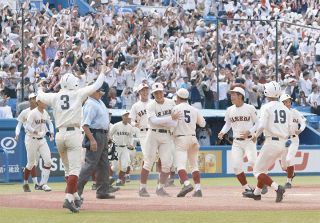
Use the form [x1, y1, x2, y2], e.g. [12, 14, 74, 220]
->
[254, 188, 262, 195]
[195, 184, 201, 191]
[184, 180, 191, 186]
[140, 184, 146, 190]
[287, 178, 292, 183]
[244, 184, 251, 190]
[40, 168, 50, 185]
[271, 182, 279, 190]
[32, 177, 38, 185]
[73, 192, 80, 200]
[65, 193, 74, 202]
[157, 184, 165, 190]
[24, 180, 28, 184]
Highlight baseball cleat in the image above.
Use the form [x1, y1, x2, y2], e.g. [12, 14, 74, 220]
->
[74, 198, 83, 209]
[261, 185, 268, 195]
[156, 187, 170, 197]
[242, 187, 254, 197]
[108, 186, 120, 193]
[23, 184, 31, 192]
[91, 183, 97, 190]
[192, 190, 203, 197]
[34, 184, 43, 190]
[242, 191, 261, 200]
[284, 182, 292, 189]
[63, 199, 79, 213]
[139, 188, 150, 197]
[42, 184, 52, 192]
[177, 184, 194, 197]
[276, 185, 285, 203]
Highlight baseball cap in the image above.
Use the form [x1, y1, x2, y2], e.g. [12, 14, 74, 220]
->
[121, 110, 130, 116]
[28, 93, 37, 100]
[151, 83, 164, 93]
[280, 94, 292, 102]
[176, 88, 189, 99]
[229, 87, 245, 97]
[137, 83, 149, 92]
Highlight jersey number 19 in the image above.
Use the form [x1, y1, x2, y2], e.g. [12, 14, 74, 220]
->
[274, 110, 286, 124]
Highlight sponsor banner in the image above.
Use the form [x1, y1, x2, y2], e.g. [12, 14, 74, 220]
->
[226, 149, 320, 174]
[37, 152, 65, 177]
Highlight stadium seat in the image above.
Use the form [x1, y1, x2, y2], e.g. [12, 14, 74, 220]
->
[306, 116, 320, 129]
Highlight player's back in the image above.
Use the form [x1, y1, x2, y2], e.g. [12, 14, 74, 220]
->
[173, 102, 205, 136]
[261, 101, 291, 139]
[51, 90, 85, 128]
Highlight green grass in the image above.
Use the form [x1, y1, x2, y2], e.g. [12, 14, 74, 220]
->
[1, 176, 320, 223]
[0, 208, 320, 223]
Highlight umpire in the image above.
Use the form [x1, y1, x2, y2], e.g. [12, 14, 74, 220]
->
[77, 83, 115, 200]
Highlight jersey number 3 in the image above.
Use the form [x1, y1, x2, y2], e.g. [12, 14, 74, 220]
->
[184, 110, 191, 123]
[274, 110, 286, 124]
[60, 95, 70, 110]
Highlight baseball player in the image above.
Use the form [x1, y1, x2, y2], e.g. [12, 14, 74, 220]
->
[243, 81, 292, 202]
[218, 87, 264, 195]
[37, 66, 110, 213]
[23, 98, 54, 192]
[139, 83, 180, 197]
[109, 111, 135, 186]
[16, 93, 42, 190]
[172, 88, 206, 197]
[279, 94, 306, 189]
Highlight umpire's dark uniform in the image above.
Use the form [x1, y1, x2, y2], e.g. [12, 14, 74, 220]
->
[77, 86, 114, 199]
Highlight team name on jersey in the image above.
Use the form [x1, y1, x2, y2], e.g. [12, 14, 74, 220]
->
[230, 116, 251, 122]
[116, 131, 129, 136]
[156, 110, 171, 117]
[138, 109, 147, 117]
[293, 119, 299, 123]
[35, 119, 46, 125]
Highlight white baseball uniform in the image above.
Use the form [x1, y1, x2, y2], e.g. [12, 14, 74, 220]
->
[253, 101, 293, 178]
[173, 102, 206, 172]
[220, 103, 258, 174]
[143, 98, 176, 173]
[25, 107, 54, 186]
[109, 121, 134, 172]
[37, 72, 105, 177]
[280, 108, 306, 168]
[129, 100, 149, 155]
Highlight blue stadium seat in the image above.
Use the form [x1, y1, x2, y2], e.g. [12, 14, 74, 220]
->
[306, 116, 320, 129]
[295, 106, 311, 113]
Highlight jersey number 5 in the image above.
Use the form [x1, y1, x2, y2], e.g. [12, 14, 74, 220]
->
[184, 110, 191, 123]
[274, 110, 286, 124]
[60, 95, 70, 110]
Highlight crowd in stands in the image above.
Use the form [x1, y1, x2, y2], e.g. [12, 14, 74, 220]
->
[0, 0, 319, 119]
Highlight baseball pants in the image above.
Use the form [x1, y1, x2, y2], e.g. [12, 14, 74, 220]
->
[174, 136, 199, 172]
[281, 136, 299, 169]
[231, 139, 257, 175]
[111, 146, 131, 173]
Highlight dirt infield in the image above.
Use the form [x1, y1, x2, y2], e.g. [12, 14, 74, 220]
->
[1, 185, 320, 212]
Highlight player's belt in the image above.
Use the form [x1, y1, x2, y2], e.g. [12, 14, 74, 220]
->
[271, 137, 279, 141]
[56, 127, 75, 132]
[235, 136, 252, 141]
[151, 129, 171, 134]
[116, 145, 126, 147]
[140, 128, 148, 132]
[177, 134, 195, 137]
[90, 128, 108, 134]
[32, 137, 43, 140]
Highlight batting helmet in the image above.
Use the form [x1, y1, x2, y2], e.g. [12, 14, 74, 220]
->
[60, 73, 79, 90]
[264, 81, 281, 98]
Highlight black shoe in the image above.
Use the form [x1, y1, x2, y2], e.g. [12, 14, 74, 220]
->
[139, 188, 150, 197]
[261, 185, 268, 195]
[63, 199, 79, 213]
[115, 181, 125, 186]
[74, 198, 82, 208]
[276, 185, 285, 203]
[156, 187, 170, 197]
[165, 178, 175, 187]
[34, 184, 42, 190]
[242, 191, 261, 200]
[284, 182, 292, 189]
[242, 188, 254, 197]
[192, 190, 203, 197]
[23, 184, 31, 192]
[108, 186, 120, 193]
[91, 183, 97, 190]
[177, 184, 194, 197]
[96, 193, 115, 199]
